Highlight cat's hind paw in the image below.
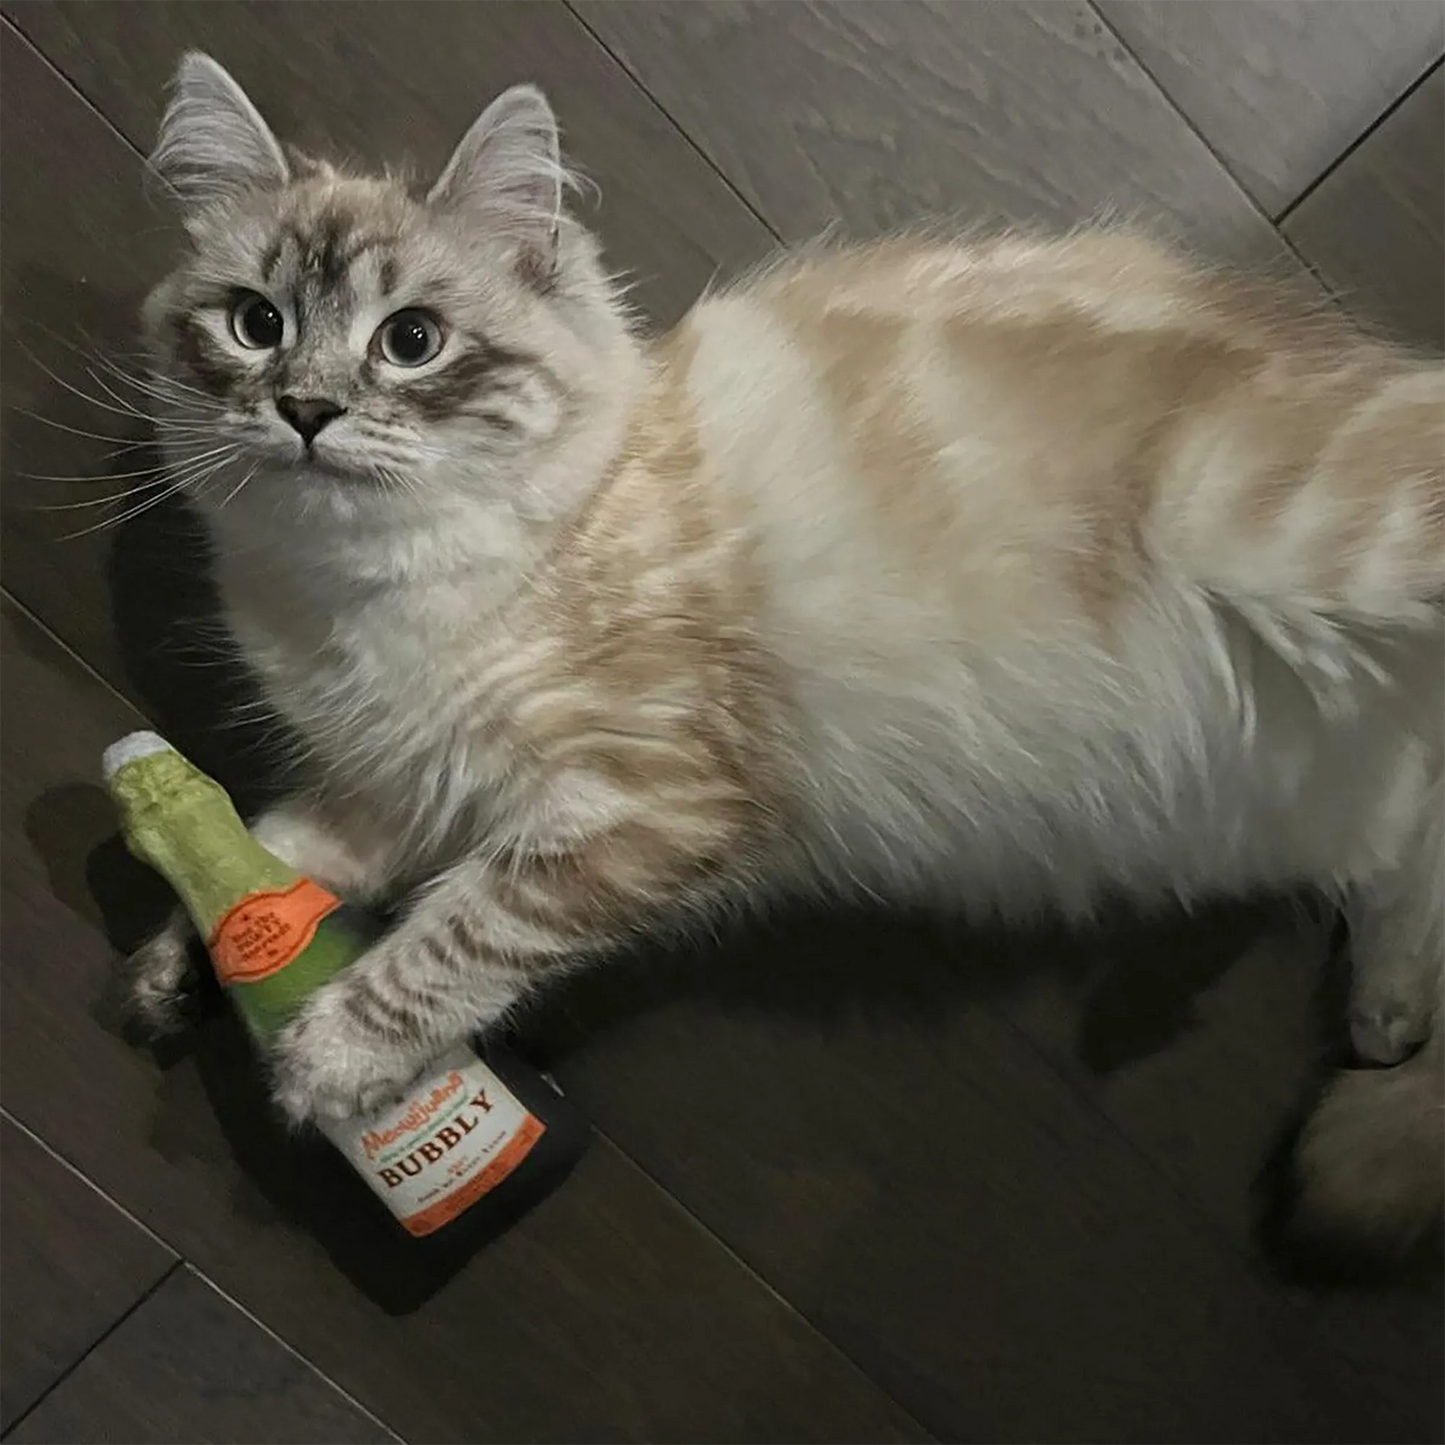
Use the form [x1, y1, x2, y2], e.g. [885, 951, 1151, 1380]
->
[1349, 993, 1433, 1065]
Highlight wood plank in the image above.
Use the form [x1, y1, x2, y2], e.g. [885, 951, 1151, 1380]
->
[1283, 64, 1445, 352]
[0, 21, 178, 709]
[0, 1116, 176, 1432]
[4, 0, 773, 329]
[531, 906, 1429, 1442]
[6, 1267, 394, 1445]
[577, 0, 1293, 264]
[992, 901, 1445, 1444]
[0, 594, 928, 1445]
[995, 901, 1334, 1238]
[1098, 0, 1444, 216]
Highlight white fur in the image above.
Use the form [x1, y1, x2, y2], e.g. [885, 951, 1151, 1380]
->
[136, 62, 1442, 1222]
[150, 52, 289, 211]
[191, 272, 1440, 986]
[679, 292, 1437, 922]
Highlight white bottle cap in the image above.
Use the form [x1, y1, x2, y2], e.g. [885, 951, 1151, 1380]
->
[102, 731, 175, 781]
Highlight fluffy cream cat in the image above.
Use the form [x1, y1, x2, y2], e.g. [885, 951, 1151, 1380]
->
[129, 54, 1443, 1257]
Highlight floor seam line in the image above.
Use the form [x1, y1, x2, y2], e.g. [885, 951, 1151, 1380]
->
[0, 1261, 184, 1441]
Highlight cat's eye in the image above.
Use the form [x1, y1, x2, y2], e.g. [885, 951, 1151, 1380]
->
[374, 309, 444, 368]
[229, 291, 284, 350]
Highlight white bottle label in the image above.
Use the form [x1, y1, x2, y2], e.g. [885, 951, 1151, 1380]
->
[321, 1046, 545, 1236]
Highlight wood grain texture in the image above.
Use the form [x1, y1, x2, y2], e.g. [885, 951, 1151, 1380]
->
[1098, 0, 1444, 217]
[4, 0, 773, 329]
[992, 903, 1445, 1444]
[0, 595, 928, 1445]
[576, 0, 1292, 264]
[1283, 64, 1445, 352]
[0, 1116, 176, 1432]
[6, 1267, 395, 1445]
[997, 905, 1334, 1236]
[530, 908, 1431, 1443]
[3, 5, 1438, 1440]
[0, 22, 178, 707]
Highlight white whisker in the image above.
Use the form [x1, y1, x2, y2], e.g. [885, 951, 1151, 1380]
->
[60, 483, 190, 539]
[9, 407, 147, 447]
[57, 445, 242, 538]
[22, 442, 234, 486]
[24, 325, 218, 410]
[83, 364, 170, 417]
[98, 362, 226, 413]
[35, 476, 180, 512]
[213, 459, 260, 512]
[16, 342, 154, 422]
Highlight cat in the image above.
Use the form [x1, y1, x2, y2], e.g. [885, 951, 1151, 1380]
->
[126, 52, 1443, 1259]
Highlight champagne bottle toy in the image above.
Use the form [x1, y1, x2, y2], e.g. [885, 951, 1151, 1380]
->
[104, 731, 586, 1306]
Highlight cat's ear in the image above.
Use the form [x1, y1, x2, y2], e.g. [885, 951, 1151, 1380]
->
[149, 51, 289, 213]
[428, 85, 564, 283]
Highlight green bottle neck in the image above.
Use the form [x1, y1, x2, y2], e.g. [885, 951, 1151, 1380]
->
[112, 751, 300, 938]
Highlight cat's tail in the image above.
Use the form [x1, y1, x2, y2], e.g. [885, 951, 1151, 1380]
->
[1289, 1027, 1443, 1261]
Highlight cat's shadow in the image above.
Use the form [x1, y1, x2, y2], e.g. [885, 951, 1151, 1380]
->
[3, 262, 289, 815]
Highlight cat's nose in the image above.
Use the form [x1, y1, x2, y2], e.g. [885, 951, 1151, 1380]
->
[276, 394, 346, 445]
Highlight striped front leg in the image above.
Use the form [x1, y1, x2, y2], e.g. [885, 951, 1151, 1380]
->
[269, 806, 748, 1125]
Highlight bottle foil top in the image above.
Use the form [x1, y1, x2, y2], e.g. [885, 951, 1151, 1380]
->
[102, 731, 174, 781]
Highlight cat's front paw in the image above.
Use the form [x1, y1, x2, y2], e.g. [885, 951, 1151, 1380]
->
[120, 911, 204, 1037]
[270, 980, 428, 1125]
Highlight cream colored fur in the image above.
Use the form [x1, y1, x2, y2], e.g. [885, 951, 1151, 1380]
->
[130, 55, 1444, 1258]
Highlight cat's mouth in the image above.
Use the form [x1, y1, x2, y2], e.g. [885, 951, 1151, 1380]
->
[298, 449, 355, 479]
[223, 423, 362, 482]
[278, 443, 379, 487]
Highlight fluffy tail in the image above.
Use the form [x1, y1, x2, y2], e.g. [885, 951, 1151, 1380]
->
[1291, 1029, 1443, 1257]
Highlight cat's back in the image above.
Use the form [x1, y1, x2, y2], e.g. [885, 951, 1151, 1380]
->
[650, 231, 1440, 903]
[670, 229, 1440, 643]
[672, 231, 1232, 631]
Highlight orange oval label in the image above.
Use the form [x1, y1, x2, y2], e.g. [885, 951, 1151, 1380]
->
[208, 878, 342, 986]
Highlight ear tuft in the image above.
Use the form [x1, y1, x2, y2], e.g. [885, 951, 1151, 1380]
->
[428, 85, 567, 278]
[149, 51, 289, 212]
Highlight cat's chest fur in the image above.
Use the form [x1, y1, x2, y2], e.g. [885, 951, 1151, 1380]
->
[219, 549, 541, 844]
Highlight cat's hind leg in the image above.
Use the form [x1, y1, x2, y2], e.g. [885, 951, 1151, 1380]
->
[1348, 919, 1440, 1066]
[1346, 800, 1443, 1066]
[1278, 784, 1443, 1259]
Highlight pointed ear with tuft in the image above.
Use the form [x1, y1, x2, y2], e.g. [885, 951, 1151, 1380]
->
[149, 51, 289, 215]
[428, 85, 565, 286]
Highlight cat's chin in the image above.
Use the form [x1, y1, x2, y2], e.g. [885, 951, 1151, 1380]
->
[268, 448, 399, 493]
[200, 454, 394, 524]
[298, 452, 367, 483]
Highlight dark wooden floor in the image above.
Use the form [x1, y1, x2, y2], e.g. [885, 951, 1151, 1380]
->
[2, 3, 1442, 1441]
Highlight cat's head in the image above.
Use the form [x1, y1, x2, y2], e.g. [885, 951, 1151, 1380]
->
[142, 53, 638, 538]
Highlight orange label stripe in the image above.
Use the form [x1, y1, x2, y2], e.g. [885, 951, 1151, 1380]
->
[209, 878, 343, 986]
[402, 1114, 547, 1237]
